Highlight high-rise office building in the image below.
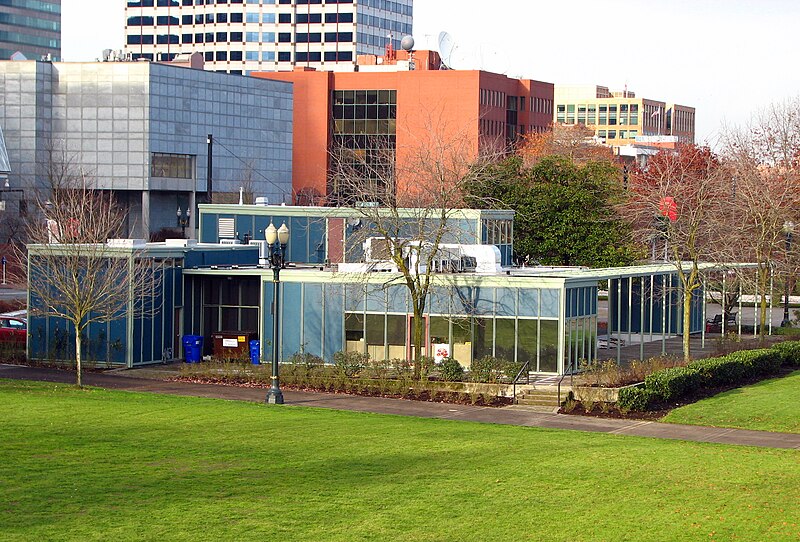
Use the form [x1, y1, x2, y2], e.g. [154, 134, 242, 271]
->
[124, 0, 413, 74]
[0, 0, 61, 61]
[554, 85, 695, 146]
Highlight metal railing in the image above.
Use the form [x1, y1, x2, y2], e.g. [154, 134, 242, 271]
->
[511, 360, 532, 405]
[557, 360, 576, 407]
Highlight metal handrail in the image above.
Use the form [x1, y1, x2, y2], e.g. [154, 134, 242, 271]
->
[557, 360, 575, 408]
[511, 359, 532, 404]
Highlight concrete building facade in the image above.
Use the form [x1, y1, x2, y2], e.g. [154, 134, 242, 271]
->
[554, 84, 695, 147]
[124, 0, 413, 74]
[0, 59, 293, 236]
[255, 50, 554, 204]
[0, 0, 60, 61]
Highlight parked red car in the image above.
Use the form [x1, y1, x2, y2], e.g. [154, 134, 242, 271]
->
[0, 316, 26, 347]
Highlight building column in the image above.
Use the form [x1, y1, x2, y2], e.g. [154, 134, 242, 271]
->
[141, 191, 150, 238]
[189, 190, 196, 239]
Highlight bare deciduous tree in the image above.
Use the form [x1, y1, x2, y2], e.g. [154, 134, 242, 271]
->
[330, 119, 496, 377]
[23, 170, 161, 386]
[621, 144, 726, 360]
[519, 123, 613, 166]
[720, 101, 800, 334]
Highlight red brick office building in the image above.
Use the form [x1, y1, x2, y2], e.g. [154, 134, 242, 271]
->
[254, 50, 554, 203]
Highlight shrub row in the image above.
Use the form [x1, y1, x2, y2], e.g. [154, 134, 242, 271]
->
[772, 341, 800, 367]
[619, 340, 800, 411]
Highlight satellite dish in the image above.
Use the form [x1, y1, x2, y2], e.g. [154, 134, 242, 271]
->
[437, 31, 455, 69]
[10, 51, 27, 61]
[400, 35, 415, 52]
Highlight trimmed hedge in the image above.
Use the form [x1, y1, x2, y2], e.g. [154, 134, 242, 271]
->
[617, 385, 652, 412]
[644, 366, 703, 402]
[772, 340, 800, 367]
[621, 341, 800, 411]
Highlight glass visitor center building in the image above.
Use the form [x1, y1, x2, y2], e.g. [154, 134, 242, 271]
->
[29, 204, 709, 375]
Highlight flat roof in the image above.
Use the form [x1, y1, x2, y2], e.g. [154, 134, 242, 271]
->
[198, 204, 514, 220]
[183, 261, 758, 288]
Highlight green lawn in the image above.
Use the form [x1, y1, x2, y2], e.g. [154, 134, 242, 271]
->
[663, 370, 800, 434]
[2, 380, 799, 542]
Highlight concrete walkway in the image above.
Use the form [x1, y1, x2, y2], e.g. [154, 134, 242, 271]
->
[2, 363, 799, 451]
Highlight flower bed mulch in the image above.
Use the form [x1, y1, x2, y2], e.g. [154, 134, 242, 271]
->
[170, 375, 514, 407]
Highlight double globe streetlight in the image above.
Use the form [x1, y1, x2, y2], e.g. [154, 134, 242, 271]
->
[265, 221, 289, 404]
[176, 206, 191, 238]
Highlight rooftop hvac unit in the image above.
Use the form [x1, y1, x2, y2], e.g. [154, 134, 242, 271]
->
[255, 197, 269, 206]
[220, 239, 241, 245]
[249, 239, 269, 265]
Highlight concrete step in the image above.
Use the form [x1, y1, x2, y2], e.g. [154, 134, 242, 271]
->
[516, 397, 562, 407]
[510, 404, 561, 413]
[517, 393, 565, 403]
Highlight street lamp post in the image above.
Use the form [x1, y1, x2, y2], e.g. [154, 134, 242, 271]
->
[781, 220, 795, 327]
[265, 222, 289, 404]
[177, 206, 191, 238]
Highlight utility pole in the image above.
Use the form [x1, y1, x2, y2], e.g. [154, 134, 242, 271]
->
[207, 134, 213, 203]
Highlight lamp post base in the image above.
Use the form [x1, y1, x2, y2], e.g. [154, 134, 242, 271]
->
[265, 382, 284, 404]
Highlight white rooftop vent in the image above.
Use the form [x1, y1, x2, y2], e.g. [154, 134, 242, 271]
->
[107, 239, 148, 248]
[165, 239, 198, 247]
[255, 197, 269, 206]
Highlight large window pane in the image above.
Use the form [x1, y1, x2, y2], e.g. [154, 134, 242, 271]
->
[539, 320, 558, 372]
[221, 307, 239, 330]
[495, 318, 515, 362]
[517, 319, 538, 368]
[429, 316, 449, 345]
[449, 317, 472, 367]
[365, 313, 385, 361]
[519, 288, 539, 317]
[496, 288, 516, 317]
[540, 289, 559, 317]
[473, 317, 493, 360]
[386, 315, 406, 360]
[241, 308, 258, 333]
[345, 313, 364, 353]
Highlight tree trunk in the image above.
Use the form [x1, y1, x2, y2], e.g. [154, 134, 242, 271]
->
[758, 267, 769, 337]
[75, 330, 82, 388]
[412, 306, 424, 380]
[682, 288, 693, 362]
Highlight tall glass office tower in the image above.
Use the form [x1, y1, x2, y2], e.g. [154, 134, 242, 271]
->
[0, 0, 61, 61]
[124, 0, 413, 74]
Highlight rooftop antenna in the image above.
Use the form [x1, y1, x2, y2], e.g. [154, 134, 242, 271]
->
[437, 31, 455, 70]
[385, 33, 395, 62]
[400, 35, 415, 69]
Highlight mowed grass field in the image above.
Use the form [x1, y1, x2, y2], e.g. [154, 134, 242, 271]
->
[663, 370, 800, 434]
[1, 379, 799, 542]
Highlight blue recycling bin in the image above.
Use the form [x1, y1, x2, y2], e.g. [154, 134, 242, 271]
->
[182, 335, 204, 363]
[249, 340, 260, 365]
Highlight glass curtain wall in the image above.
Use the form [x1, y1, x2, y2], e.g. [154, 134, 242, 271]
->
[330, 89, 398, 204]
[564, 285, 598, 372]
[335, 282, 564, 373]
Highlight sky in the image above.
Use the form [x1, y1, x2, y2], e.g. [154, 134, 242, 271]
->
[62, 0, 800, 147]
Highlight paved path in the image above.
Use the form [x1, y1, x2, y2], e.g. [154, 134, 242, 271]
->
[2, 364, 799, 451]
